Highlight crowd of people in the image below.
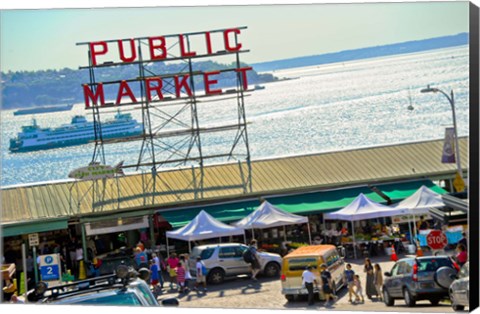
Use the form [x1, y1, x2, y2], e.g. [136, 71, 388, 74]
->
[301, 257, 384, 307]
[139, 248, 208, 295]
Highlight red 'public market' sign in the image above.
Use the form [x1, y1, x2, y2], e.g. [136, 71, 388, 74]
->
[426, 230, 448, 250]
[79, 27, 253, 109]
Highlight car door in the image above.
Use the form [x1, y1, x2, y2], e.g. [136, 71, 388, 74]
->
[389, 262, 405, 298]
[456, 263, 469, 305]
[218, 246, 246, 276]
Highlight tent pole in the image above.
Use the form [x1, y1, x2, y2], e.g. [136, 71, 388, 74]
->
[412, 212, 418, 245]
[188, 241, 191, 254]
[252, 228, 255, 240]
[307, 222, 312, 245]
[166, 236, 170, 258]
[351, 221, 357, 259]
[243, 233, 247, 244]
[408, 215, 414, 244]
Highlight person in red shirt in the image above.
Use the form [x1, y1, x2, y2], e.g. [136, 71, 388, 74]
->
[167, 253, 180, 290]
[455, 244, 468, 266]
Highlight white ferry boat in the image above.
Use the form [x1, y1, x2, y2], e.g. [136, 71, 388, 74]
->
[9, 111, 143, 153]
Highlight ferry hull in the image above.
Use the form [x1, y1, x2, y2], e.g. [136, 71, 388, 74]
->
[9, 130, 142, 153]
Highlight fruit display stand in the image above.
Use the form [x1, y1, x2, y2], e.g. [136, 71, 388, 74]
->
[1, 263, 17, 294]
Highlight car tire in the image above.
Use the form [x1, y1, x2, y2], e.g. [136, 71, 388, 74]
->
[208, 268, 225, 285]
[383, 288, 394, 306]
[285, 294, 294, 302]
[430, 299, 440, 306]
[264, 262, 280, 277]
[403, 288, 416, 307]
[452, 304, 465, 311]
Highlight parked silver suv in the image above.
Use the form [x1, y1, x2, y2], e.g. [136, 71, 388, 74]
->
[383, 256, 459, 307]
[189, 243, 282, 284]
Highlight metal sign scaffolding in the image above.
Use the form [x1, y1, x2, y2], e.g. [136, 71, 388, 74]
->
[75, 27, 253, 211]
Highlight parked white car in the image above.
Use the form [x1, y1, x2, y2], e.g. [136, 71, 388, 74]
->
[189, 243, 282, 284]
[449, 262, 469, 311]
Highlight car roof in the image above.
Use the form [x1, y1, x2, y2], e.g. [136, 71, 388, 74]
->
[284, 245, 337, 258]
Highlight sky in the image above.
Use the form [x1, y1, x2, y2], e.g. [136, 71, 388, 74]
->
[0, 0, 471, 72]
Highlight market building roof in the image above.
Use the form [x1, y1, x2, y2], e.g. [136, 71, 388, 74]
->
[1, 137, 469, 235]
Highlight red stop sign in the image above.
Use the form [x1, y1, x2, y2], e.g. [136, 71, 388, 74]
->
[426, 230, 448, 250]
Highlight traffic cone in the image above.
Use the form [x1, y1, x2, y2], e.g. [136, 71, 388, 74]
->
[416, 246, 423, 257]
[390, 245, 398, 262]
[79, 261, 87, 280]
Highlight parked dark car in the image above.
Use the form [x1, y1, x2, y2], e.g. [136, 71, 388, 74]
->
[449, 261, 469, 311]
[27, 265, 178, 306]
[383, 256, 459, 307]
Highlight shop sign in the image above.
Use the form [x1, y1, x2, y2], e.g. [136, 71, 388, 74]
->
[68, 161, 124, 180]
[392, 213, 431, 224]
[28, 233, 39, 247]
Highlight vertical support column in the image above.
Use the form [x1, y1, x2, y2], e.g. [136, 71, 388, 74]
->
[149, 215, 156, 250]
[81, 224, 88, 262]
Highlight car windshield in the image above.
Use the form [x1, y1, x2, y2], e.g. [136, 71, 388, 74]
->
[59, 292, 142, 306]
[417, 258, 453, 272]
[459, 263, 469, 278]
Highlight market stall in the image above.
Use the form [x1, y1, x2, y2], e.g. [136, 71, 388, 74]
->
[165, 210, 245, 255]
[324, 193, 409, 258]
[392, 185, 445, 242]
[234, 201, 312, 244]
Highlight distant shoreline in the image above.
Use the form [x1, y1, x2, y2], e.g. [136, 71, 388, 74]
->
[252, 33, 468, 72]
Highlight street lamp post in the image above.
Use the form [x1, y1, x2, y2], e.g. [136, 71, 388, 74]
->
[419, 85, 463, 183]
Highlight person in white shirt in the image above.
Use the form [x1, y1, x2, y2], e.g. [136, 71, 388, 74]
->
[302, 266, 318, 306]
[194, 257, 207, 291]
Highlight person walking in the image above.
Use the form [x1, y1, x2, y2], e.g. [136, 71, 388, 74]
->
[343, 263, 358, 303]
[176, 261, 186, 293]
[353, 275, 365, 303]
[167, 253, 179, 290]
[248, 240, 261, 280]
[455, 244, 468, 266]
[320, 264, 337, 306]
[152, 253, 165, 289]
[180, 254, 192, 291]
[363, 258, 376, 299]
[373, 264, 383, 301]
[149, 259, 161, 295]
[194, 256, 207, 292]
[302, 265, 318, 306]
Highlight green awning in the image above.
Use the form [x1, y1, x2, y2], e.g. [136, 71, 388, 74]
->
[159, 200, 260, 229]
[1, 219, 68, 238]
[159, 180, 446, 229]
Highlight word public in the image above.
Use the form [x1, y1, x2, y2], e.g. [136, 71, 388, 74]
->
[81, 28, 253, 108]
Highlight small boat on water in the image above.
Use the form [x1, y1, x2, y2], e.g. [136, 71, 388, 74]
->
[9, 111, 143, 153]
[13, 104, 74, 116]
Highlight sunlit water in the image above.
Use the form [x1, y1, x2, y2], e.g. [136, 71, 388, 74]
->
[1, 46, 469, 187]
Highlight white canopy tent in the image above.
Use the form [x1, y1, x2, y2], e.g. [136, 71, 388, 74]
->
[165, 210, 246, 254]
[234, 201, 312, 244]
[393, 185, 445, 242]
[324, 193, 410, 258]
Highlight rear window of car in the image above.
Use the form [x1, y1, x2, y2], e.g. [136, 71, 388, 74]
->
[287, 257, 318, 271]
[64, 292, 142, 306]
[417, 258, 453, 272]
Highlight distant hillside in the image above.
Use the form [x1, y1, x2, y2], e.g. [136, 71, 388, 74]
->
[252, 33, 469, 72]
[1, 61, 277, 110]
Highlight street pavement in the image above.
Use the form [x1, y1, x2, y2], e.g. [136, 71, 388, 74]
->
[155, 251, 459, 313]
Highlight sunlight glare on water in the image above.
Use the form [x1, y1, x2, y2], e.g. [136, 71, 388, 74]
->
[1, 46, 469, 186]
